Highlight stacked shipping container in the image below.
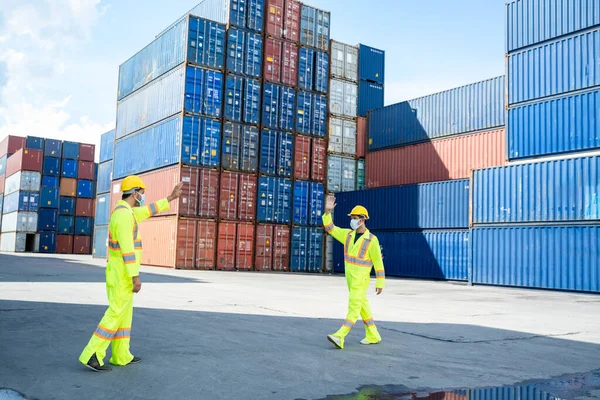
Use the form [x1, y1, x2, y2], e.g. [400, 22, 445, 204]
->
[92, 129, 115, 259]
[470, 0, 600, 293]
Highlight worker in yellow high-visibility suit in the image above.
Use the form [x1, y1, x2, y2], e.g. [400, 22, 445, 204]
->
[323, 194, 385, 349]
[79, 176, 183, 372]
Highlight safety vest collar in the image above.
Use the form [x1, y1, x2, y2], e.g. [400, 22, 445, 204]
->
[115, 200, 132, 212]
[344, 230, 374, 268]
[345, 229, 372, 253]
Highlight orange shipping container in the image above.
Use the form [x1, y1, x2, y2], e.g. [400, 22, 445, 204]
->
[366, 128, 506, 188]
[357, 117, 367, 159]
[60, 178, 77, 197]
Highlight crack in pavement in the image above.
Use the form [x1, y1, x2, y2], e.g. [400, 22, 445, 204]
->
[380, 326, 583, 343]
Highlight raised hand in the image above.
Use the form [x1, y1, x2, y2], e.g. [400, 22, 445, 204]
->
[325, 195, 336, 213]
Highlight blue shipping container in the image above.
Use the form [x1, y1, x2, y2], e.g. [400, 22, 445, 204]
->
[225, 75, 244, 121]
[44, 139, 62, 158]
[246, 0, 264, 32]
[58, 216, 74, 234]
[43, 157, 61, 177]
[42, 176, 59, 187]
[473, 155, 600, 225]
[507, 28, 600, 105]
[358, 44, 385, 85]
[300, 5, 316, 49]
[294, 181, 324, 226]
[244, 78, 261, 124]
[291, 227, 323, 272]
[77, 180, 94, 199]
[262, 83, 280, 129]
[296, 91, 313, 135]
[298, 47, 315, 91]
[368, 76, 505, 151]
[277, 132, 293, 177]
[38, 232, 57, 253]
[472, 225, 600, 293]
[332, 230, 469, 281]
[40, 187, 59, 208]
[59, 197, 75, 216]
[93, 225, 109, 259]
[99, 129, 115, 163]
[309, 182, 324, 226]
[113, 115, 221, 179]
[97, 161, 112, 195]
[259, 130, 292, 177]
[505, 0, 600, 53]
[38, 208, 58, 231]
[75, 217, 93, 236]
[3, 191, 39, 213]
[312, 94, 327, 137]
[358, 80, 384, 117]
[245, 31, 262, 77]
[279, 86, 295, 131]
[222, 123, 259, 172]
[95, 193, 111, 226]
[62, 141, 79, 160]
[189, 15, 226, 70]
[226, 28, 245, 74]
[508, 88, 600, 160]
[184, 66, 224, 118]
[62, 159, 78, 178]
[333, 179, 470, 230]
[315, 9, 330, 51]
[314, 51, 329, 93]
[26, 136, 44, 151]
[257, 176, 291, 223]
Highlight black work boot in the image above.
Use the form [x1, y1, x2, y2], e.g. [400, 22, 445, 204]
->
[129, 356, 142, 365]
[85, 354, 112, 372]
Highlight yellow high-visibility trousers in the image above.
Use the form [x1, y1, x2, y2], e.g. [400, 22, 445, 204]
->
[79, 261, 135, 366]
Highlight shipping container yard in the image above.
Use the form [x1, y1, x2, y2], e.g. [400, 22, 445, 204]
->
[2, 1, 600, 398]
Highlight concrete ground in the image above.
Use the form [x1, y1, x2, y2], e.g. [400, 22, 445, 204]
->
[1, 253, 600, 400]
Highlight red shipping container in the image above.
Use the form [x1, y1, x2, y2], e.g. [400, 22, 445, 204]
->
[79, 143, 95, 162]
[197, 219, 217, 270]
[255, 225, 274, 271]
[311, 138, 326, 182]
[283, 0, 300, 42]
[78, 161, 95, 180]
[238, 173, 257, 221]
[0, 175, 5, 195]
[266, 0, 284, 38]
[198, 168, 220, 218]
[357, 117, 367, 159]
[137, 216, 198, 269]
[273, 225, 290, 271]
[0, 135, 26, 158]
[5, 149, 43, 177]
[236, 222, 254, 270]
[217, 221, 237, 270]
[57, 235, 74, 254]
[294, 135, 311, 180]
[176, 219, 197, 269]
[76, 198, 94, 217]
[366, 128, 507, 188]
[219, 171, 239, 220]
[111, 165, 204, 217]
[264, 38, 282, 83]
[60, 178, 77, 197]
[281, 41, 298, 87]
[73, 236, 91, 255]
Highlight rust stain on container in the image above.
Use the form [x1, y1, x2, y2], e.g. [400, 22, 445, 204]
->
[294, 135, 311, 180]
[60, 178, 78, 197]
[196, 219, 217, 270]
[311, 138, 327, 182]
[366, 128, 507, 188]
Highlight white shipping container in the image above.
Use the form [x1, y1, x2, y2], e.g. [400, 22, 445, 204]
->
[328, 118, 343, 154]
[1, 211, 38, 233]
[329, 79, 357, 118]
[0, 232, 38, 253]
[330, 40, 358, 82]
[4, 171, 42, 195]
[327, 155, 356, 193]
[341, 157, 356, 192]
[342, 119, 357, 156]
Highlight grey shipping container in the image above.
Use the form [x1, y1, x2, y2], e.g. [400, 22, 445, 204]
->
[329, 79, 358, 118]
[1, 211, 38, 233]
[327, 155, 356, 193]
[328, 118, 356, 157]
[4, 171, 42, 195]
[330, 40, 358, 82]
[0, 232, 38, 253]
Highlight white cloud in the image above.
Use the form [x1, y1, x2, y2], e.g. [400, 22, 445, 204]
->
[0, 0, 111, 161]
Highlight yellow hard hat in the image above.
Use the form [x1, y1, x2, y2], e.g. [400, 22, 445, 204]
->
[121, 175, 146, 193]
[348, 205, 369, 219]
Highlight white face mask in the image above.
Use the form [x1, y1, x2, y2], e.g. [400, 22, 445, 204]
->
[350, 219, 362, 230]
[135, 191, 146, 206]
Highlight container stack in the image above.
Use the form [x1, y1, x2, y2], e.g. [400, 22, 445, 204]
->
[92, 129, 115, 259]
[104, 0, 334, 272]
[0, 135, 97, 254]
[470, 0, 600, 293]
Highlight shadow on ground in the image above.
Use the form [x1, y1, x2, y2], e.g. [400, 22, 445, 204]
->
[1, 300, 600, 400]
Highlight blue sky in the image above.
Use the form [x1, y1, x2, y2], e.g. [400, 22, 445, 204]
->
[0, 0, 505, 158]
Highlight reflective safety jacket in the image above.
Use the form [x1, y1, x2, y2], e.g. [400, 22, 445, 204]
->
[323, 213, 385, 289]
[108, 199, 170, 278]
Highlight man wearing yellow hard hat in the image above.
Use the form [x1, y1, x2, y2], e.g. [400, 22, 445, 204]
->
[323, 194, 385, 349]
[79, 175, 183, 372]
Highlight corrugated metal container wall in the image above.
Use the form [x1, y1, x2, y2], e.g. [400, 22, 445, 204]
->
[283, 0, 300, 42]
[298, 47, 315, 91]
[328, 118, 356, 156]
[257, 176, 291, 223]
[0, 233, 28, 253]
[291, 226, 323, 272]
[44, 139, 62, 158]
[197, 219, 217, 269]
[76, 198, 94, 217]
[6, 149, 43, 176]
[255, 224, 274, 270]
[327, 155, 356, 192]
[78, 161, 95, 180]
[77, 180, 94, 199]
[358, 81, 384, 117]
[264, 38, 282, 83]
[4, 171, 42, 195]
[93, 225, 108, 259]
[472, 226, 600, 293]
[225, 75, 243, 121]
[3, 191, 38, 213]
[245, 31, 263, 78]
[309, 181, 324, 225]
[368, 76, 505, 151]
[329, 79, 358, 118]
[281, 41, 298, 87]
[315, 9, 330, 51]
[507, 28, 600, 105]
[62, 159, 78, 178]
[273, 225, 290, 270]
[95, 193, 111, 226]
[260, 129, 278, 175]
[332, 230, 469, 281]
[73, 236, 91, 255]
[217, 221, 236, 269]
[473, 155, 600, 225]
[334, 179, 469, 230]
[43, 157, 60, 177]
[357, 117, 367, 158]
[226, 28, 246, 74]
[330, 41, 358, 82]
[358, 44, 385, 84]
[341, 157, 356, 192]
[366, 128, 506, 188]
[42, 176, 58, 188]
[1, 211, 38, 233]
[244, 78, 261, 124]
[38, 209, 58, 231]
[293, 181, 310, 225]
[59, 178, 77, 197]
[99, 130, 115, 163]
[97, 161, 112, 194]
[356, 159, 365, 190]
[187, 16, 226, 70]
[262, 83, 280, 128]
[75, 216, 93, 236]
[296, 91, 313, 135]
[311, 138, 326, 182]
[266, 0, 284, 38]
[279, 86, 295, 131]
[137, 217, 197, 268]
[236, 222, 255, 269]
[505, 0, 600, 53]
[312, 94, 327, 137]
[62, 141, 79, 160]
[507, 88, 600, 160]
[0, 135, 26, 158]
[300, 5, 316, 49]
[26, 136, 44, 151]
[59, 197, 75, 215]
[294, 136, 310, 180]
[57, 235, 73, 254]
[278, 132, 293, 176]
[315, 51, 328, 93]
[222, 123, 259, 172]
[40, 187, 59, 209]
[247, 0, 265, 32]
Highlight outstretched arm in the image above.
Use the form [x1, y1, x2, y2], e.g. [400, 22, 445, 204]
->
[132, 182, 183, 222]
[322, 195, 351, 244]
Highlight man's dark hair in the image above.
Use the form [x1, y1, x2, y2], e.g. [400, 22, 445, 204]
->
[122, 193, 133, 200]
